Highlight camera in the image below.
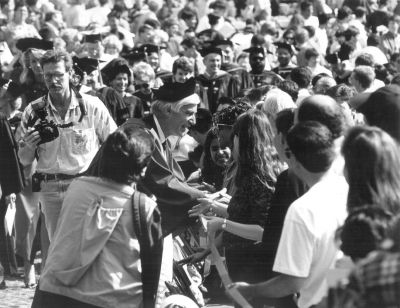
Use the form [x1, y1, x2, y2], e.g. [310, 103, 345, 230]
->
[32, 106, 59, 144]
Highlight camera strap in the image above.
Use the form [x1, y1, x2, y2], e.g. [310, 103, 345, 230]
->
[27, 85, 87, 128]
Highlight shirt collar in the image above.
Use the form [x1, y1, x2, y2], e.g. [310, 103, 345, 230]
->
[153, 114, 166, 144]
[47, 90, 79, 111]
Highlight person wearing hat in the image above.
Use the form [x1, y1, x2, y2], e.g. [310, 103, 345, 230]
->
[82, 33, 114, 65]
[99, 57, 144, 125]
[196, 46, 239, 113]
[244, 46, 283, 88]
[213, 39, 254, 93]
[138, 43, 173, 84]
[196, 0, 236, 38]
[71, 56, 103, 95]
[272, 41, 297, 80]
[0, 80, 23, 130]
[18, 49, 117, 242]
[86, 78, 205, 307]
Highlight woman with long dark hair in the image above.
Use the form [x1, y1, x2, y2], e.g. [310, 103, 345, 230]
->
[341, 126, 400, 214]
[201, 128, 231, 191]
[190, 110, 284, 288]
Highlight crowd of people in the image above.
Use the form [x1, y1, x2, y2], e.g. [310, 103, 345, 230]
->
[1, 0, 400, 307]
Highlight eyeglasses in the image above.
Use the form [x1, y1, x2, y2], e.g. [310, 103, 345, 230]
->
[135, 83, 150, 89]
[44, 72, 66, 81]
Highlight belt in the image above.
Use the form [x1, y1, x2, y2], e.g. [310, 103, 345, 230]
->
[39, 173, 78, 181]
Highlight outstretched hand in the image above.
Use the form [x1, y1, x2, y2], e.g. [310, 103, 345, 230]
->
[188, 198, 213, 217]
[227, 282, 255, 300]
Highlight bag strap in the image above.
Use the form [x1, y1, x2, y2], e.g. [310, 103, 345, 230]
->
[132, 191, 164, 308]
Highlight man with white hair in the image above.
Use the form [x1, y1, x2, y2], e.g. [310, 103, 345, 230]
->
[87, 78, 205, 307]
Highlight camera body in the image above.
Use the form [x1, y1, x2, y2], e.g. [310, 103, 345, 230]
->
[30, 103, 59, 144]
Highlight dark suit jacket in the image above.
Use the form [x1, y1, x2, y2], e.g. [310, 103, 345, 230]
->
[125, 116, 204, 235]
[0, 113, 24, 199]
[86, 115, 204, 235]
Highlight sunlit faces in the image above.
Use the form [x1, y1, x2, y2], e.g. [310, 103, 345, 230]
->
[110, 73, 129, 94]
[168, 103, 198, 137]
[218, 44, 234, 64]
[249, 52, 265, 74]
[85, 42, 104, 59]
[210, 138, 231, 167]
[204, 53, 222, 75]
[135, 75, 153, 95]
[43, 61, 70, 96]
[147, 52, 160, 71]
[173, 68, 192, 83]
[85, 70, 100, 89]
[277, 48, 291, 67]
[29, 54, 43, 76]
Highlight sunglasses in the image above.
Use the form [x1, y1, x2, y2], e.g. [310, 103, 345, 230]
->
[135, 83, 150, 89]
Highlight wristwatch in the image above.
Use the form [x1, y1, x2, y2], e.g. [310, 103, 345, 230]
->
[221, 218, 227, 230]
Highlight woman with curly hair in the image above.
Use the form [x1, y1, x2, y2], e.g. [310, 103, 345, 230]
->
[341, 126, 400, 215]
[190, 110, 284, 290]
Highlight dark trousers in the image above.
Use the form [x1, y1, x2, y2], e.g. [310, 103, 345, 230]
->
[0, 196, 17, 275]
[32, 286, 102, 308]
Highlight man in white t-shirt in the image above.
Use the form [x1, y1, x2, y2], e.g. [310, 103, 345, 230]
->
[232, 120, 348, 308]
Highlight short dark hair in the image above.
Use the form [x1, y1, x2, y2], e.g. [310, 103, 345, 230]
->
[305, 48, 319, 60]
[190, 108, 213, 134]
[278, 80, 299, 102]
[98, 127, 154, 184]
[352, 66, 375, 89]
[40, 49, 73, 71]
[355, 53, 374, 67]
[287, 121, 335, 172]
[300, 0, 312, 11]
[290, 67, 312, 89]
[367, 33, 380, 47]
[340, 206, 393, 260]
[354, 6, 366, 18]
[275, 108, 296, 136]
[337, 6, 352, 20]
[297, 95, 346, 139]
[311, 73, 330, 87]
[172, 57, 194, 74]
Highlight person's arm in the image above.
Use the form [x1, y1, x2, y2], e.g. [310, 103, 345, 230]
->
[188, 197, 229, 217]
[231, 274, 306, 299]
[205, 216, 263, 242]
[17, 107, 41, 166]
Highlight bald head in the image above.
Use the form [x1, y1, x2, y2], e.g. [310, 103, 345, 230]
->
[297, 95, 346, 139]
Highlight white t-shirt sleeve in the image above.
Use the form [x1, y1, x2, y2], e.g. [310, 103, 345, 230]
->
[272, 207, 315, 278]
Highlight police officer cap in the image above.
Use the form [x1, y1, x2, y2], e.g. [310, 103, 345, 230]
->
[72, 57, 101, 75]
[16, 38, 54, 52]
[154, 77, 198, 103]
[274, 41, 293, 54]
[200, 46, 223, 58]
[84, 33, 103, 44]
[243, 46, 265, 55]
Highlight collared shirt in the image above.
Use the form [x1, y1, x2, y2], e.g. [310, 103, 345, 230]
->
[39, 176, 158, 308]
[19, 91, 117, 175]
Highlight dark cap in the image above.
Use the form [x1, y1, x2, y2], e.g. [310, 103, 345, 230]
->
[154, 77, 198, 102]
[137, 44, 165, 55]
[212, 39, 233, 48]
[274, 41, 293, 54]
[358, 85, 400, 142]
[84, 33, 103, 44]
[120, 47, 146, 63]
[197, 29, 225, 41]
[243, 46, 265, 55]
[16, 38, 53, 52]
[72, 56, 101, 75]
[200, 46, 223, 58]
[209, 0, 227, 10]
[101, 58, 131, 84]
[180, 37, 198, 48]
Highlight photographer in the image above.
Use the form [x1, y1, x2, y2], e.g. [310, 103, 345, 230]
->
[18, 49, 117, 242]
